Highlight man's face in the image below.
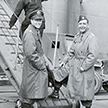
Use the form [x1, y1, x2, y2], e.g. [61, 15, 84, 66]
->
[31, 19, 42, 29]
[78, 20, 89, 33]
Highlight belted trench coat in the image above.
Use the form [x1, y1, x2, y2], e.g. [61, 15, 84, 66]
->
[65, 30, 98, 100]
[20, 24, 48, 99]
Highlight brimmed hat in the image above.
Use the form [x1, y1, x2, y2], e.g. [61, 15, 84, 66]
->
[78, 15, 89, 23]
[28, 10, 43, 20]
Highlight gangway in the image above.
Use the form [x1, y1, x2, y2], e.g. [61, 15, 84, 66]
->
[0, 1, 22, 93]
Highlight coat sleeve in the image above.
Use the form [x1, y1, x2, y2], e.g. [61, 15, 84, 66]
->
[9, 0, 24, 28]
[81, 36, 99, 71]
[23, 31, 46, 71]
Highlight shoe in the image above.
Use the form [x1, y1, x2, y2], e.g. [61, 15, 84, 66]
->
[48, 90, 59, 99]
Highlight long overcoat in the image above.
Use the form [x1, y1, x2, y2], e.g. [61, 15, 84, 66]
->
[20, 24, 48, 99]
[66, 30, 98, 100]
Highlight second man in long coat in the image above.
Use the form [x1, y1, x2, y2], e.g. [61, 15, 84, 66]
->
[61, 15, 99, 108]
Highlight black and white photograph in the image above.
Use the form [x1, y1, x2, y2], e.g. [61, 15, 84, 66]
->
[0, 0, 108, 108]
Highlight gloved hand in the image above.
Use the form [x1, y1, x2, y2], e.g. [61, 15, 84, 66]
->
[9, 21, 13, 29]
[9, 14, 17, 29]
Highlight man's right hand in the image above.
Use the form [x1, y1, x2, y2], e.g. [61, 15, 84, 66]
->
[9, 14, 17, 29]
[9, 22, 13, 29]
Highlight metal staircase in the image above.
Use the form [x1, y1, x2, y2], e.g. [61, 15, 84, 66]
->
[0, 2, 23, 93]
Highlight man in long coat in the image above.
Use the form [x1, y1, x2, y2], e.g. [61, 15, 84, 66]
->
[9, 0, 48, 39]
[20, 10, 48, 108]
[60, 15, 99, 108]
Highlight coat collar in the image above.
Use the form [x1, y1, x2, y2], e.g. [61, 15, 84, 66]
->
[29, 24, 39, 33]
[28, 24, 40, 39]
[81, 30, 91, 41]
